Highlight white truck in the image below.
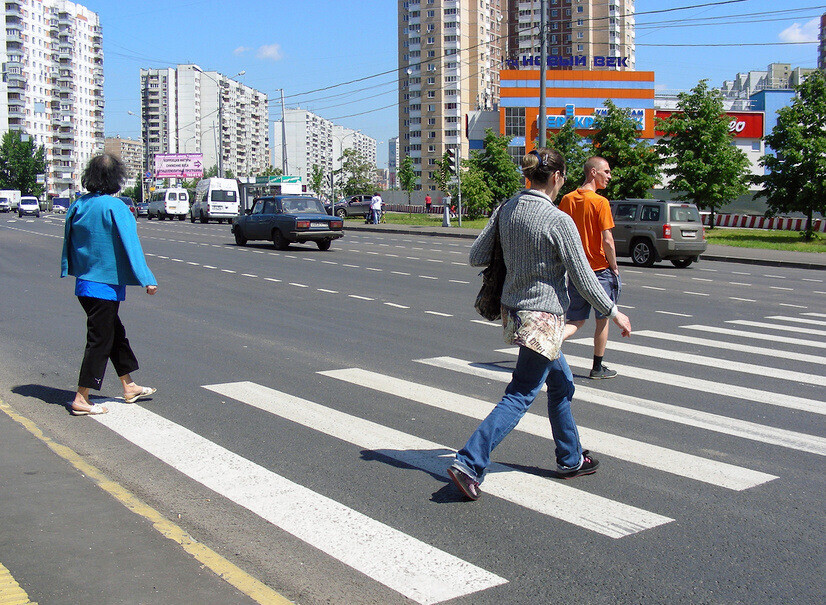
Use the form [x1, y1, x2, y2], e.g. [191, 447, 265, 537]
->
[0, 189, 21, 213]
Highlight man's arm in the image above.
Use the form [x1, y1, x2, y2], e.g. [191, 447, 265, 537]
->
[602, 228, 619, 274]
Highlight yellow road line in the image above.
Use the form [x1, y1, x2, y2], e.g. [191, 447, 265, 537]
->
[0, 560, 37, 604]
[0, 399, 292, 605]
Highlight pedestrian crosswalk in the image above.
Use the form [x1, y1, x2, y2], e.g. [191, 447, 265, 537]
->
[89, 311, 825, 604]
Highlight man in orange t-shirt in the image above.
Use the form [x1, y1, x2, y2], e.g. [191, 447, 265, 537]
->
[558, 157, 621, 379]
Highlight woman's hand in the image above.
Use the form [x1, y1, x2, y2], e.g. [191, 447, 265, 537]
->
[146, 285, 158, 295]
[613, 311, 631, 337]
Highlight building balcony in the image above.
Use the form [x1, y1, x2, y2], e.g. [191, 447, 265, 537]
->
[6, 30, 23, 42]
[7, 106, 25, 118]
[7, 75, 25, 90]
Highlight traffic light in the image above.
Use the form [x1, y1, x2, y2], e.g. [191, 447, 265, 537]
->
[445, 148, 457, 175]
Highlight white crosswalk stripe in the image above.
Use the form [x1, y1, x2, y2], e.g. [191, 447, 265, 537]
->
[765, 315, 826, 327]
[682, 324, 826, 350]
[416, 356, 826, 457]
[92, 400, 507, 605]
[566, 338, 826, 387]
[727, 320, 826, 338]
[204, 381, 673, 539]
[319, 368, 777, 491]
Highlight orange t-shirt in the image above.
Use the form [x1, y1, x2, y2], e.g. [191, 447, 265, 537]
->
[558, 188, 614, 272]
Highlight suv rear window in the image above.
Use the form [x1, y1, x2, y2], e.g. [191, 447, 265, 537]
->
[669, 206, 700, 222]
[640, 205, 661, 221]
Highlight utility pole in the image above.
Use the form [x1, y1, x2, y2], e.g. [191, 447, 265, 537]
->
[280, 89, 288, 174]
[538, 0, 548, 148]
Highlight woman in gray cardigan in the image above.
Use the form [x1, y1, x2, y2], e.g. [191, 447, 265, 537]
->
[448, 148, 632, 501]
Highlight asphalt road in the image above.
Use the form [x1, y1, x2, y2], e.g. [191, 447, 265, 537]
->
[1, 213, 824, 605]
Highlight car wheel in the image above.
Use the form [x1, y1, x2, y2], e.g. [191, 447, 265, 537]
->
[671, 257, 695, 268]
[190, 214, 195, 223]
[200, 212, 208, 224]
[631, 239, 656, 267]
[272, 229, 289, 250]
[335, 208, 346, 218]
[234, 231, 247, 246]
[178, 214, 185, 221]
[317, 239, 332, 251]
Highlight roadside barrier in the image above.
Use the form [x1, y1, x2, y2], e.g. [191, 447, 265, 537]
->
[702, 213, 826, 232]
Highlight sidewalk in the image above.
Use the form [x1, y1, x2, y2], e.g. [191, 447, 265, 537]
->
[0, 400, 283, 605]
[345, 221, 826, 271]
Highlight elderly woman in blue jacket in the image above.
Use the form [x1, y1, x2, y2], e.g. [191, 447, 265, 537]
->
[61, 154, 158, 415]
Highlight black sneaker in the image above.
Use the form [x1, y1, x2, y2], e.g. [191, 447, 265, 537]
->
[558, 450, 600, 479]
[448, 466, 481, 500]
[589, 365, 618, 379]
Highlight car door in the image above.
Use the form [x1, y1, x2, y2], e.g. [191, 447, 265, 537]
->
[261, 199, 282, 239]
[611, 202, 638, 256]
[244, 199, 267, 239]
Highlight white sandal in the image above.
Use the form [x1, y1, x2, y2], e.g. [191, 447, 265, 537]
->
[69, 403, 108, 416]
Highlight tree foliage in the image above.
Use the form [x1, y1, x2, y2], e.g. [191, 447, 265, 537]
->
[0, 131, 47, 197]
[656, 80, 750, 227]
[591, 99, 660, 200]
[459, 165, 493, 219]
[337, 148, 374, 197]
[434, 150, 455, 197]
[398, 155, 417, 205]
[309, 164, 325, 197]
[546, 120, 591, 197]
[464, 129, 522, 211]
[758, 71, 826, 241]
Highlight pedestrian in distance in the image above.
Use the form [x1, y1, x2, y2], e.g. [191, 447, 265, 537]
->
[558, 156, 622, 379]
[61, 153, 158, 416]
[370, 192, 383, 224]
[425, 193, 432, 213]
[447, 148, 632, 501]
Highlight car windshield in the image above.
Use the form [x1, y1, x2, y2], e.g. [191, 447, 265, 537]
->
[211, 190, 237, 202]
[670, 206, 700, 222]
[282, 198, 325, 214]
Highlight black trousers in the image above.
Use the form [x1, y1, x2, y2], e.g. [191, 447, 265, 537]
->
[77, 296, 139, 390]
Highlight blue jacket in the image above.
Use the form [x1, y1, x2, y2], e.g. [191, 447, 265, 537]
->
[61, 193, 156, 287]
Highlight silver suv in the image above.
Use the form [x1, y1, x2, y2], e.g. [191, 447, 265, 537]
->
[610, 199, 707, 268]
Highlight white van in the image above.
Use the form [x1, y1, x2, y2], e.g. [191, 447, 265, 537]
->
[190, 178, 240, 224]
[146, 188, 190, 221]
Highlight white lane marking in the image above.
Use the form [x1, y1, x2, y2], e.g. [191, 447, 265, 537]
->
[384, 303, 410, 309]
[804, 312, 826, 317]
[633, 330, 826, 366]
[802, 278, 823, 283]
[779, 303, 807, 309]
[349, 295, 374, 301]
[289, 283, 308, 288]
[203, 265, 217, 269]
[642, 286, 666, 291]
[765, 274, 785, 279]
[94, 401, 506, 604]
[242, 273, 258, 278]
[208, 382, 672, 539]
[343, 264, 359, 268]
[770, 286, 794, 291]
[449, 280, 470, 284]
[471, 320, 501, 327]
[727, 320, 826, 338]
[766, 315, 826, 327]
[655, 311, 693, 317]
[321, 369, 775, 491]
[265, 278, 282, 283]
[418, 357, 826, 456]
[732, 271, 751, 275]
[425, 311, 452, 317]
[683, 291, 709, 297]
[317, 289, 338, 294]
[391, 271, 411, 276]
[366, 267, 383, 272]
[692, 278, 714, 282]
[419, 275, 438, 280]
[729, 297, 756, 302]
[683, 324, 826, 350]
[186, 261, 199, 266]
[729, 282, 751, 286]
[566, 338, 826, 387]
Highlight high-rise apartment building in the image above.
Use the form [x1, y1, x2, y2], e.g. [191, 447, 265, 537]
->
[140, 64, 269, 179]
[388, 136, 399, 188]
[398, 0, 506, 193]
[1, 0, 104, 195]
[104, 136, 143, 183]
[506, 0, 635, 69]
[272, 108, 377, 194]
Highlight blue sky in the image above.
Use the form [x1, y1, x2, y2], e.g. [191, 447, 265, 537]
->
[94, 0, 824, 168]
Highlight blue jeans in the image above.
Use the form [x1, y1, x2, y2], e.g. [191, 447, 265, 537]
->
[371, 208, 381, 224]
[453, 347, 583, 481]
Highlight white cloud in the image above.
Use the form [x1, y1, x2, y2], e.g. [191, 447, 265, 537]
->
[256, 43, 283, 61]
[233, 46, 251, 55]
[779, 18, 819, 43]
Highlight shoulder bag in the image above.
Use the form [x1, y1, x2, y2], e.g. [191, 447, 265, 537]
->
[474, 210, 506, 321]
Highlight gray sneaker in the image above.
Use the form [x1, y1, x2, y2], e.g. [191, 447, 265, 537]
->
[448, 466, 481, 501]
[589, 365, 618, 379]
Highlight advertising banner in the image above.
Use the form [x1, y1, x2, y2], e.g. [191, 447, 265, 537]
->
[655, 111, 763, 139]
[154, 153, 204, 178]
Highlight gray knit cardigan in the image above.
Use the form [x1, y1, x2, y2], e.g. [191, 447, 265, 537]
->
[470, 189, 617, 318]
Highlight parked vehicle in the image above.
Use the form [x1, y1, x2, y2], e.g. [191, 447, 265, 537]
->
[51, 197, 71, 214]
[610, 199, 707, 267]
[135, 202, 149, 217]
[232, 195, 344, 251]
[118, 196, 137, 219]
[146, 188, 189, 221]
[191, 177, 240, 224]
[0, 189, 21, 212]
[18, 196, 40, 218]
[330, 194, 372, 218]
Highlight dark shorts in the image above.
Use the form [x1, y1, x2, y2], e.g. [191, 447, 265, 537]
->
[567, 268, 620, 322]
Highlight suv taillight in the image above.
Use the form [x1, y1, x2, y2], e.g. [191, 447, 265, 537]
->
[663, 224, 672, 239]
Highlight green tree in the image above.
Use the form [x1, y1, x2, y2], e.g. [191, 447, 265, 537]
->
[434, 150, 456, 198]
[0, 131, 47, 197]
[398, 155, 417, 207]
[338, 148, 374, 197]
[256, 164, 283, 177]
[203, 164, 218, 178]
[465, 129, 522, 211]
[122, 184, 143, 203]
[546, 120, 591, 197]
[656, 80, 751, 228]
[758, 71, 826, 241]
[309, 164, 325, 197]
[459, 165, 493, 219]
[591, 99, 661, 200]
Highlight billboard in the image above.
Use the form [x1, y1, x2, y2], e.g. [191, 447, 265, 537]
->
[655, 111, 764, 139]
[154, 153, 204, 178]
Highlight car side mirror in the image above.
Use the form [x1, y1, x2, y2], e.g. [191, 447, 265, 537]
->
[245, 208, 252, 215]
